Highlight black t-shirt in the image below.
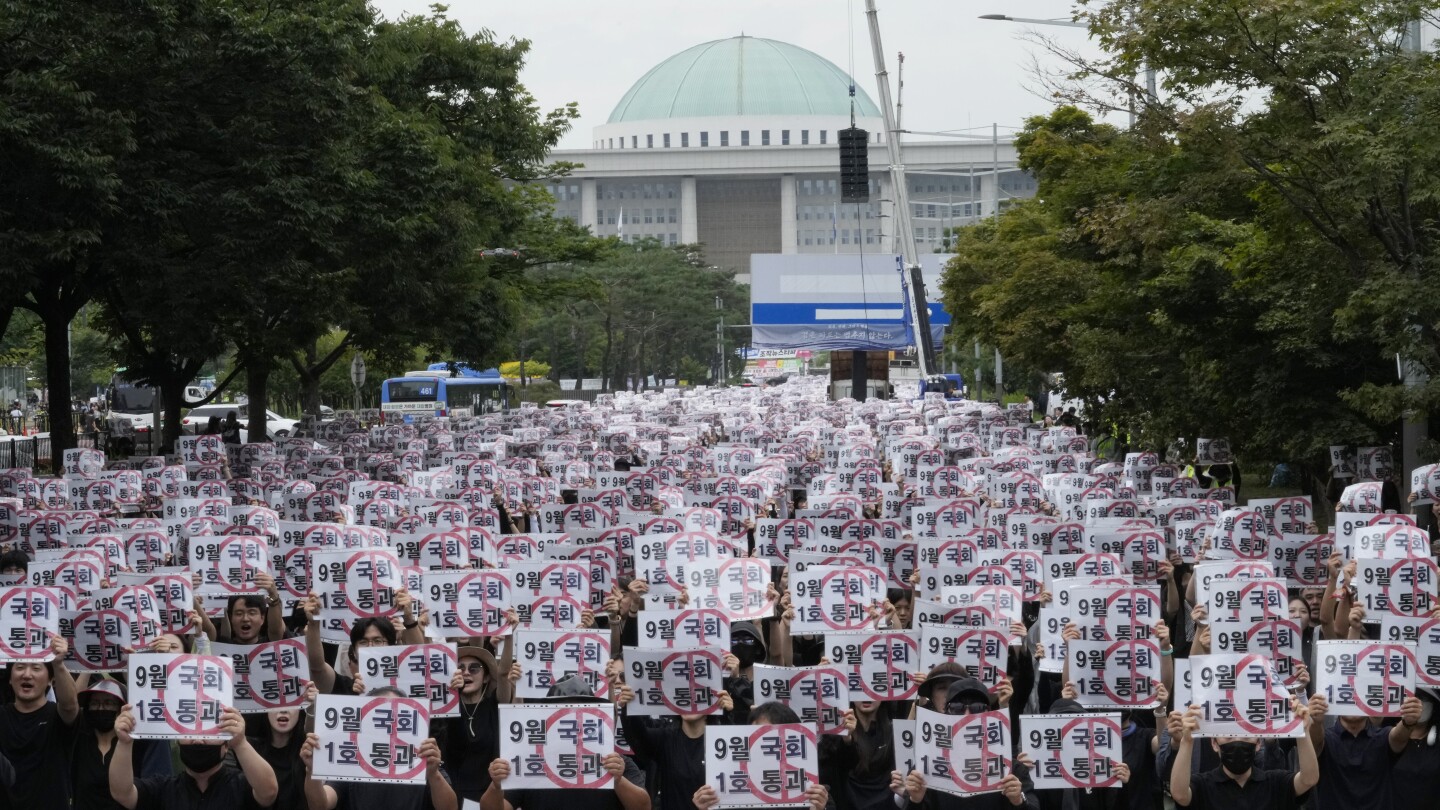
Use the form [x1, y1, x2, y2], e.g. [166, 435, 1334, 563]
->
[1180, 767, 1297, 810]
[1120, 726, 1158, 810]
[503, 755, 645, 810]
[438, 696, 502, 801]
[71, 725, 153, 810]
[1392, 734, 1440, 810]
[0, 702, 77, 810]
[1316, 723, 1394, 810]
[251, 735, 305, 810]
[620, 712, 704, 810]
[133, 765, 264, 810]
[332, 673, 356, 696]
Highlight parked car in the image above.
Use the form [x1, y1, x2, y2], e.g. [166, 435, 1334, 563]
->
[180, 404, 298, 440]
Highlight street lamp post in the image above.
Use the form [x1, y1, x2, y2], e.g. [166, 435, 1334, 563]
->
[715, 296, 726, 386]
[979, 14, 1156, 127]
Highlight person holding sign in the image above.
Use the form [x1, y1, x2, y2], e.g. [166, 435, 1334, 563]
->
[299, 685, 458, 810]
[891, 678, 1038, 810]
[614, 670, 736, 810]
[482, 676, 651, 810]
[1308, 691, 1418, 810]
[437, 644, 520, 804]
[0, 635, 78, 810]
[108, 704, 279, 810]
[303, 593, 426, 696]
[1168, 699, 1318, 810]
[71, 676, 170, 810]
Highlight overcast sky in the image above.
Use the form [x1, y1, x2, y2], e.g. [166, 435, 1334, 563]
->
[369, 0, 1108, 150]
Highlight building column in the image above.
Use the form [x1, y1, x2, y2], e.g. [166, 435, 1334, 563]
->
[978, 173, 997, 219]
[580, 178, 598, 232]
[780, 174, 797, 254]
[878, 174, 894, 253]
[680, 176, 698, 244]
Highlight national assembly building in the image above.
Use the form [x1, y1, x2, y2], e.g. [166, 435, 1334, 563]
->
[541, 35, 1037, 282]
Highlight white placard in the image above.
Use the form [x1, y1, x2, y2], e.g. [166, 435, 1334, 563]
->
[1021, 713, 1122, 789]
[914, 706, 1012, 797]
[1315, 639, 1416, 717]
[622, 646, 724, 717]
[705, 724, 819, 808]
[499, 703, 616, 790]
[1188, 653, 1303, 738]
[358, 643, 459, 718]
[128, 653, 235, 740]
[513, 628, 610, 700]
[211, 639, 310, 713]
[313, 694, 429, 784]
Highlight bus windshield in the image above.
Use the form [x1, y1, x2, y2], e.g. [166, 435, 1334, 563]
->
[386, 380, 440, 402]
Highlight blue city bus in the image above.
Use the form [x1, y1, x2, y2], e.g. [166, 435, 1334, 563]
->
[380, 364, 517, 418]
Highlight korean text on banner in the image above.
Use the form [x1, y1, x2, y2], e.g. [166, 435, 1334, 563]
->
[499, 703, 616, 790]
[705, 724, 819, 808]
[312, 695, 430, 784]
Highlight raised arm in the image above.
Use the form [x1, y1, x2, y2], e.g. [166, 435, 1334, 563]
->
[420, 738, 458, 810]
[1391, 695, 1422, 754]
[497, 633, 518, 704]
[50, 637, 80, 724]
[223, 707, 278, 808]
[607, 754, 650, 810]
[109, 705, 141, 810]
[1294, 697, 1320, 795]
[1308, 694, 1329, 757]
[1169, 707, 1200, 807]
[1319, 552, 1342, 638]
[304, 595, 337, 694]
[299, 733, 339, 810]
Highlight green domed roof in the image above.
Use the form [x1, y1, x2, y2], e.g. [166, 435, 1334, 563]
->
[607, 36, 881, 123]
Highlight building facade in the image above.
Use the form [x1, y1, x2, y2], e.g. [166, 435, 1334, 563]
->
[544, 35, 1036, 280]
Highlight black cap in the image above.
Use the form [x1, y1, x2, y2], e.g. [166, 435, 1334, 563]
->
[545, 674, 605, 702]
[1049, 698, 1086, 715]
[944, 677, 992, 712]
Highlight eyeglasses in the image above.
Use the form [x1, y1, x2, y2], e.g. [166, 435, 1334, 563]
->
[460, 664, 486, 674]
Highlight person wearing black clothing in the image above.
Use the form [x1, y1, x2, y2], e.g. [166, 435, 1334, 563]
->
[0, 638, 81, 810]
[1025, 698, 1138, 810]
[891, 678, 1039, 810]
[1309, 691, 1410, 810]
[481, 676, 650, 810]
[303, 595, 425, 696]
[248, 706, 306, 810]
[301, 687, 458, 810]
[1169, 699, 1317, 810]
[71, 677, 167, 810]
[1391, 689, 1440, 809]
[437, 644, 516, 803]
[220, 411, 242, 445]
[109, 705, 279, 810]
[617, 672, 736, 810]
[819, 698, 903, 810]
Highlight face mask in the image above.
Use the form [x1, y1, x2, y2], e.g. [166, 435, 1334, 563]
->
[732, 642, 763, 667]
[179, 744, 226, 773]
[1218, 741, 1256, 775]
[1422, 701, 1436, 725]
[86, 708, 118, 733]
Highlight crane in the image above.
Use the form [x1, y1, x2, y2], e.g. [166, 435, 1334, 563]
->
[864, 0, 936, 381]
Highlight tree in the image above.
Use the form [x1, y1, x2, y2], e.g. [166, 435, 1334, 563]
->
[521, 241, 748, 391]
[0, 0, 137, 453]
[941, 106, 1391, 469]
[1058, 2, 1440, 431]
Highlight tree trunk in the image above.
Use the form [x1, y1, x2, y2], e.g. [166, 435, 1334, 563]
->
[159, 375, 189, 454]
[298, 342, 322, 423]
[246, 359, 271, 444]
[41, 308, 76, 458]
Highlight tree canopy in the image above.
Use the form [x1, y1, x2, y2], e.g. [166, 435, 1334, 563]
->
[0, 0, 590, 452]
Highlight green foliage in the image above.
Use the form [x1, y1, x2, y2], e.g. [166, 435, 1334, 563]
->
[521, 239, 748, 391]
[0, 0, 592, 446]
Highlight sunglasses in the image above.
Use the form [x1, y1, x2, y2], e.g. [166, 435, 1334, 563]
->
[948, 701, 990, 716]
[460, 664, 487, 674]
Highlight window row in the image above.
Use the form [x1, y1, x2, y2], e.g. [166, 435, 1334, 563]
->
[597, 128, 878, 150]
[596, 208, 679, 225]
